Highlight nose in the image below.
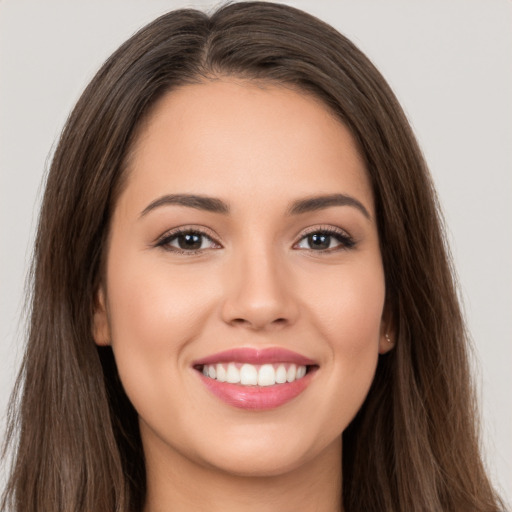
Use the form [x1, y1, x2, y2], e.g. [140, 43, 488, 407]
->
[220, 244, 300, 331]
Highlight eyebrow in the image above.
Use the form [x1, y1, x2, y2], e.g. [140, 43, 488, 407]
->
[286, 193, 371, 219]
[140, 194, 230, 217]
[140, 193, 370, 220]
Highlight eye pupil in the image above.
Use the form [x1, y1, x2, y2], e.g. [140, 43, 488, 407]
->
[309, 233, 330, 250]
[178, 233, 202, 250]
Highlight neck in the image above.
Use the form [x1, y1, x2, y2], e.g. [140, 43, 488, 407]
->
[142, 431, 343, 512]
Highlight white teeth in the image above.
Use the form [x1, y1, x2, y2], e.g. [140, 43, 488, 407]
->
[286, 364, 297, 382]
[275, 364, 287, 384]
[201, 362, 309, 386]
[216, 363, 227, 382]
[240, 364, 258, 385]
[258, 364, 275, 386]
[226, 362, 240, 383]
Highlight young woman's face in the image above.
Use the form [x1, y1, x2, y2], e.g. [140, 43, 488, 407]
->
[94, 80, 391, 478]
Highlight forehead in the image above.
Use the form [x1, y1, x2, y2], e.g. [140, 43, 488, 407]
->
[120, 79, 373, 216]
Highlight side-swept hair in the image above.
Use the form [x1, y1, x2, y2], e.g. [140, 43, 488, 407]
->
[2, 2, 504, 511]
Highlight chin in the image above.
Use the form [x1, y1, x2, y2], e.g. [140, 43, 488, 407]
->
[190, 423, 342, 479]
[200, 445, 318, 478]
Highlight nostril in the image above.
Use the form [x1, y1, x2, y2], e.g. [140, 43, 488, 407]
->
[229, 317, 290, 330]
[228, 318, 256, 329]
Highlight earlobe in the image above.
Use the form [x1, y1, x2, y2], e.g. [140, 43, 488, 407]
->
[92, 286, 110, 346]
[378, 300, 395, 354]
[378, 332, 395, 354]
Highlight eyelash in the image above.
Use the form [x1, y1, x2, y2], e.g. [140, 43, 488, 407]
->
[296, 226, 356, 252]
[155, 226, 220, 255]
[154, 225, 356, 255]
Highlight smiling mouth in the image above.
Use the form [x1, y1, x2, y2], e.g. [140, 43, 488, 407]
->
[192, 347, 319, 409]
[194, 362, 318, 387]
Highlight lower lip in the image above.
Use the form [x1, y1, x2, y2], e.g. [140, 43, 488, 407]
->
[196, 368, 317, 410]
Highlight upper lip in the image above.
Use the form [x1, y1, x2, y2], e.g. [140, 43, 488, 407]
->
[192, 347, 317, 367]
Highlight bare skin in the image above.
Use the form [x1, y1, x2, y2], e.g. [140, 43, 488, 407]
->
[93, 79, 392, 512]
[143, 433, 342, 512]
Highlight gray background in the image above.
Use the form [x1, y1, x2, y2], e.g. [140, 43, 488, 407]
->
[1, 0, 510, 504]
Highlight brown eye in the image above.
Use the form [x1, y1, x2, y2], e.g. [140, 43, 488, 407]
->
[157, 230, 220, 253]
[176, 233, 203, 250]
[306, 233, 332, 250]
[295, 229, 355, 252]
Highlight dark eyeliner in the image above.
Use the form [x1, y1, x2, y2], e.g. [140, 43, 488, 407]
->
[296, 226, 356, 251]
[154, 227, 220, 254]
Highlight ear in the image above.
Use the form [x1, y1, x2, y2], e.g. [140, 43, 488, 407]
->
[92, 286, 111, 346]
[378, 300, 395, 355]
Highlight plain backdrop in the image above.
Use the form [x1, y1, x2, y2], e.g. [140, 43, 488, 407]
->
[1, 0, 511, 504]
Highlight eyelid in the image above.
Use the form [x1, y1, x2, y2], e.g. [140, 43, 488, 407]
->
[293, 224, 356, 251]
[154, 225, 223, 252]
[298, 224, 351, 238]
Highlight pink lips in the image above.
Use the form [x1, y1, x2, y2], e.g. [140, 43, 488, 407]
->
[192, 347, 318, 410]
[193, 347, 317, 367]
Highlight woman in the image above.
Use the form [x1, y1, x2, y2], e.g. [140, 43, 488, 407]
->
[1, 2, 506, 511]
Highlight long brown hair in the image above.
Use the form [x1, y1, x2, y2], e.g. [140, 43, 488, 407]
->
[2, 2, 504, 511]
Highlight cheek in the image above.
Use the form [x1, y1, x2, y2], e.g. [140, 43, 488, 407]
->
[304, 256, 385, 350]
[300, 257, 385, 427]
[106, 249, 217, 345]
[104, 251, 218, 407]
